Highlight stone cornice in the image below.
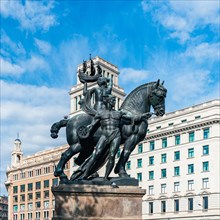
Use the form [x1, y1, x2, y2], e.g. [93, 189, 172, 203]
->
[145, 119, 220, 140]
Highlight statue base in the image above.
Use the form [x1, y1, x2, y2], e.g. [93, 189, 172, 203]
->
[52, 180, 145, 220]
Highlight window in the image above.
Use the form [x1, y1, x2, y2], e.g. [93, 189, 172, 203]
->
[44, 167, 50, 174]
[161, 154, 167, 163]
[188, 180, 194, 190]
[162, 138, 167, 148]
[52, 178, 58, 186]
[161, 169, 167, 178]
[181, 119, 187, 123]
[20, 214, 25, 220]
[28, 203, 33, 211]
[203, 161, 209, 172]
[21, 172, 25, 179]
[44, 190, 49, 198]
[174, 199, 179, 212]
[188, 164, 194, 174]
[13, 214, 18, 220]
[20, 184, 25, 192]
[149, 202, 153, 214]
[156, 126, 161, 129]
[44, 180, 49, 188]
[150, 141, 155, 151]
[13, 186, 18, 193]
[27, 171, 33, 177]
[189, 132, 194, 142]
[20, 204, 25, 211]
[36, 192, 41, 200]
[175, 135, 180, 145]
[203, 128, 209, 139]
[203, 145, 209, 155]
[36, 201, 41, 209]
[188, 198, 193, 211]
[138, 143, 143, 153]
[137, 159, 142, 168]
[168, 122, 174, 126]
[13, 174, 18, 180]
[149, 156, 154, 165]
[13, 205, 18, 212]
[137, 173, 142, 182]
[28, 193, 33, 201]
[44, 210, 49, 218]
[174, 166, 180, 176]
[161, 201, 166, 213]
[195, 115, 201, 119]
[36, 211, 41, 219]
[149, 171, 154, 180]
[188, 148, 194, 158]
[149, 185, 154, 195]
[174, 151, 180, 161]
[28, 183, 33, 191]
[126, 161, 131, 170]
[202, 178, 209, 189]
[161, 184, 166, 194]
[174, 182, 180, 192]
[44, 200, 49, 208]
[35, 169, 41, 176]
[28, 213, 32, 220]
[203, 196, 208, 210]
[20, 194, 25, 202]
[13, 195, 18, 202]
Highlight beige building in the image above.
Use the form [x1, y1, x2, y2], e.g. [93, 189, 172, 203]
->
[5, 139, 69, 220]
[0, 195, 8, 220]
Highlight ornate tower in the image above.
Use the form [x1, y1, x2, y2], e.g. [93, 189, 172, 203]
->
[11, 137, 23, 166]
[69, 56, 126, 117]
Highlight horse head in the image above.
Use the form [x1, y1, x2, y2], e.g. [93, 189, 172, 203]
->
[149, 79, 167, 116]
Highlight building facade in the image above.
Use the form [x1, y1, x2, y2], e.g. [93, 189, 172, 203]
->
[0, 196, 8, 220]
[5, 139, 69, 220]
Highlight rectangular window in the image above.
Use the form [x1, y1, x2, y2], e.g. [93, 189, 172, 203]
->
[36, 211, 40, 219]
[126, 161, 131, 170]
[20, 214, 25, 220]
[188, 164, 194, 174]
[137, 158, 142, 168]
[44, 166, 50, 174]
[44, 200, 49, 208]
[195, 115, 201, 119]
[35, 169, 41, 176]
[28, 203, 33, 211]
[202, 178, 209, 189]
[137, 173, 142, 182]
[189, 132, 195, 142]
[138, 143, 143, 153]
[13, 186, 18, 193]
[149, 171, 154, 180]
[175, 135, 180, 145]
[168, 122, 174, 126]
[188, 148, 194, 158]
[188, 180, 194, 190]
[28, 183, 33, 191]
[174, 151, 180, 161]
[28, 193, 33, 201]
[149, 202, 153, 214]
[44, 190, 49, 198]
[181, 119, 187, 123]
[162, 138, 167, 148]
[20, 184, 25, 192]
[174, 166, 180, 176]
[36, 201, 41, 209]
[188, 198, 193, 211]
[203, 161, 209, 172]
[149, 156, 154, 165]
[150, 141, 155, 151]
[13, 195, 18, 203]
[161, 201, 166, 213]
[161, 154, 167, 163]
[36, 192, 41, 200]
[203, 196, 208, 210]
[52, 178, 58, 186]
[203, 128, 209, 139]
[156, 126, 161, 129]
[203, 145, 209, 155]
[20, 172, 25, 179]
[44, 180, 49, 188]
[44, 211, 49, 218]
[149, 185, 154, 195]
[161, 169, 167, 178]
[13, 205, 18, 212]
[174, 199, 179, 212]
[20, 194, 25, 202]
[174, 182, 180, 192]
[27, 171, 33, 177]
[161, 184, 166, 194]
[20, 204, 25, 211]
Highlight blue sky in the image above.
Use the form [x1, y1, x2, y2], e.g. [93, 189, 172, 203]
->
[0, 0, 219, 194]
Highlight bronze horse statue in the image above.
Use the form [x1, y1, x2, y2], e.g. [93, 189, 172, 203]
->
[50, 80, 167, 182]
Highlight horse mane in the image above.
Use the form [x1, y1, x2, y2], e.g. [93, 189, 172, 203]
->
[120, 81, 156, 115]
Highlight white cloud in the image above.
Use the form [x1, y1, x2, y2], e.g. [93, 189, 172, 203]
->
[34, 38, 52, 55]
[0, 1, 57, 32]
[0, 57, 25, 76]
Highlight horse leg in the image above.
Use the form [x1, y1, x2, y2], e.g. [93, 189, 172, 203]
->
[115, 134, 139, 177]
[54, 143, 81, 180]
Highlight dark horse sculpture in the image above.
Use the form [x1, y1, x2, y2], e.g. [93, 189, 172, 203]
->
[50, 80, 167, 182]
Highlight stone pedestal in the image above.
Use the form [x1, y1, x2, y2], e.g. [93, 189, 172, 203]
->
[52, 183, 145, 220]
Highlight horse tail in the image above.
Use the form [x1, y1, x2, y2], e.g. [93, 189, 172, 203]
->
[50, 119, 68, 139]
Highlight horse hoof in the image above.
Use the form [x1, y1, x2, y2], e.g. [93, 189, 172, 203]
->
[51, 132, 58, 139]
